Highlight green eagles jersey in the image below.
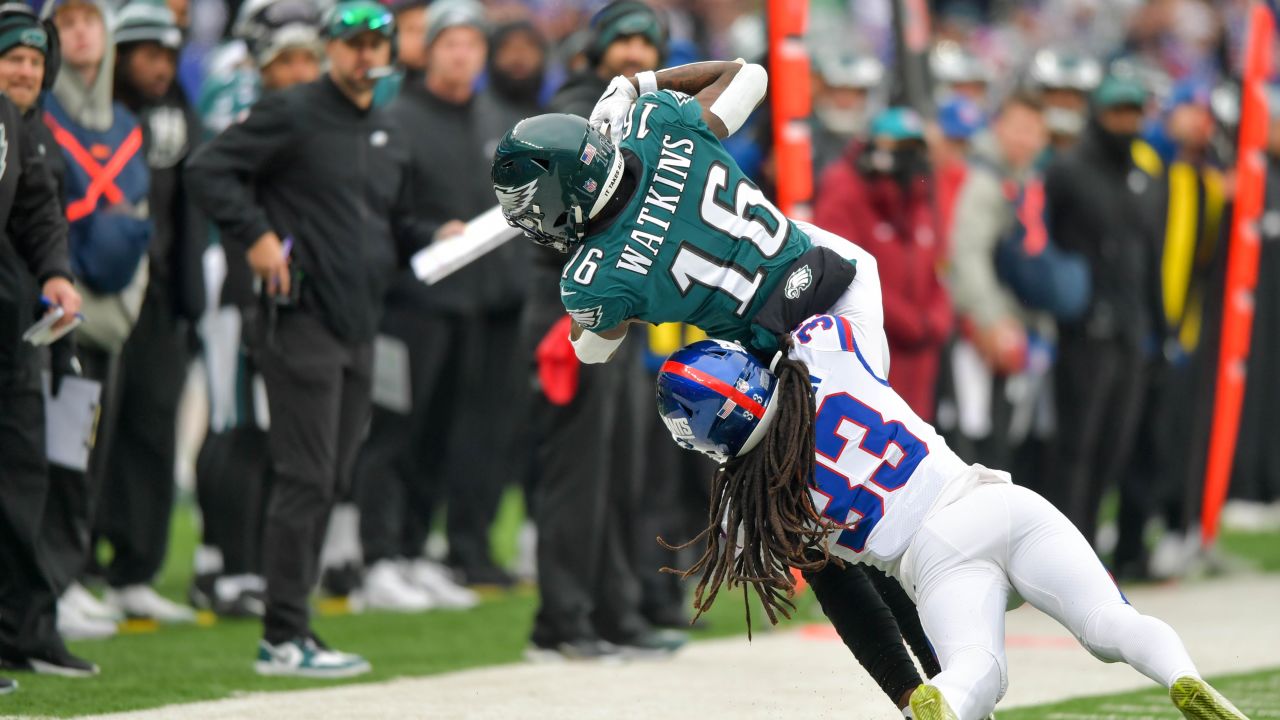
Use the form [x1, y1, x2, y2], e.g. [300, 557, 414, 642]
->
[558, 89, 812, 348]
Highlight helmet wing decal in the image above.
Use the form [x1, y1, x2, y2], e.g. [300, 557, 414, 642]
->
[495, 178, 540, 217]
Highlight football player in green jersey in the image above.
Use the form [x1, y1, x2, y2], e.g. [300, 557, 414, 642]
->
[491, 59, 888, 370]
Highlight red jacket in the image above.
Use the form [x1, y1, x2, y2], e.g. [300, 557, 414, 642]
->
[813, 144, 953, 420]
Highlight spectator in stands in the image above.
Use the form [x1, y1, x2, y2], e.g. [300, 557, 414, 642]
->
[1028, 49, 1103, 153]
[520, 0, 687, 662]
[43, 0, 155, 635]
[1045, 74, 1162, 549]
[944, 91, 1054, 475]
[95, 0, 204, 625]
[0, 3, 97, 680]
[808, 49, 881, 179]
[815, 107, 951, 420]
[484, 19, 547, 126]
[190, 0, 322, 619]
[930, 41, 990, 105]
[933, 95, 985, 257]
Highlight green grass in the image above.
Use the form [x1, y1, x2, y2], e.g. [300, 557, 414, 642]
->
[1001, 666, 1280, 719]
[3, 492, 816, 717]
[3, 492, 1273, 717]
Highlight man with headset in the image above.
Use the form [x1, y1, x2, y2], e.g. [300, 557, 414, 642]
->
[0, 2, 94, 684]
[187, 0, 447, 678]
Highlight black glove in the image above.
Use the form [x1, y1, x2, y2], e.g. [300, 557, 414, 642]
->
[49, 333, 81, 398]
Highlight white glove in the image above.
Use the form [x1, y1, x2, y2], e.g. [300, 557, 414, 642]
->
[589, 75, 637, 145]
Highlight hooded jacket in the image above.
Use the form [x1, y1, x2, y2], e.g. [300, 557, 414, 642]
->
[43, 0, 152, 294]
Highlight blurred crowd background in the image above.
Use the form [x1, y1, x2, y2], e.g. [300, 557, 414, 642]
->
[3, 0, 1280, 676]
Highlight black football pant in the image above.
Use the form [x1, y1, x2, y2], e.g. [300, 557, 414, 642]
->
[96, 284, 190, 587]
[0, 339, 61, 659]
[521, 285, 650, 646]
[256, 310, 371, 644]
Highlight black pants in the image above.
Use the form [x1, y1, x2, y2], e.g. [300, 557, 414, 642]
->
[256, 309, 372, 643]
[0, 346, 60, 658]
[43, 344, 117, 592]
[1051, 333, 1147, 547]
[95, 286, 190, 587]
[354, 300, 463, 566]
[522, 286, 649, 645]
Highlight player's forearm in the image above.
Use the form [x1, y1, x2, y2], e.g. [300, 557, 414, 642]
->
[628, 61, 742, 96]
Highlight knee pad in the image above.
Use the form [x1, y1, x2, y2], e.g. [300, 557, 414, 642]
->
[1079, 601, 1134, 663]
[941, 644, 1007, 716]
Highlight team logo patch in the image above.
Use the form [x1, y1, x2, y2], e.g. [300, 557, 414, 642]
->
[494, 179, 539, 216]
[568, 305, 604, 330]
[784, 264, 813, 300]
[580, 144, 597, 164]
[370, 130, 388, 147]
[582, 178, 598, 194]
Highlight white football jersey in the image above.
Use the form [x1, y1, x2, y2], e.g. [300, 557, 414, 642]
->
[789, 313, 970, 575]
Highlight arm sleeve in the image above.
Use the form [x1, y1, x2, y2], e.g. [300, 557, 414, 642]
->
[8, 115, 71, 283]
[948, 168, 1011, 328]
[184, 91, 295, 249]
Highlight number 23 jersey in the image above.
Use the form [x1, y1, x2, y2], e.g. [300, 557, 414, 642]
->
[789, 314, 971, 574]
[558, 90, 811, 344]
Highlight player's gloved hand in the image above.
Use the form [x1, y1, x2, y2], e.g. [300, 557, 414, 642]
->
[536, 315, 580, 406]
[589, 75, 638, 145]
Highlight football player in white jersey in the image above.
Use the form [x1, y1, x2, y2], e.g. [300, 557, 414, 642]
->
[654, 229, 1248, 720]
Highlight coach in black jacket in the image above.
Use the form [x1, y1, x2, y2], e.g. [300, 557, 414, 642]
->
[1044, 74, 1164, 548]
[186, 1, 441, 677]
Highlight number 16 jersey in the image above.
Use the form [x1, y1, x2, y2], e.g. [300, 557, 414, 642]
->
[558, 89, 811, 345]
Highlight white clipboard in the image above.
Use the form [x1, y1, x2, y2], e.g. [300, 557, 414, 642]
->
[410, 205, 522, 285]
[43, 372, 102, 472]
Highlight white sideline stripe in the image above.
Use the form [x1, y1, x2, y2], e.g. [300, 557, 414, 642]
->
[85, 576, 1280, 720]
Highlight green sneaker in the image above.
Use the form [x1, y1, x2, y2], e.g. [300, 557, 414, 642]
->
[910, 685, 960, 720]
[1171, 676, 1250, 720]
[254, 637, 371, 679]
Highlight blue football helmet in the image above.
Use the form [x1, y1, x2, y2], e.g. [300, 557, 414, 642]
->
[656, 340, 781, 463]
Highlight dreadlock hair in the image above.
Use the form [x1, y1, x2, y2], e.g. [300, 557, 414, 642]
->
[660, 343, 850, 638]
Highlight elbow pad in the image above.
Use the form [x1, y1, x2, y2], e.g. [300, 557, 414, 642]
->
[710, 63, 768, 136]
[571, 328, 623, 364]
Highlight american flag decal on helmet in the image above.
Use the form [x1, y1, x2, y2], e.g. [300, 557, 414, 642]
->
[494, 179, 539, 216]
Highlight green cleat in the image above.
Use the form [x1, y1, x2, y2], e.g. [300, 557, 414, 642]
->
[910, 685, 960, 720]
[1171, 676, 1251, 720]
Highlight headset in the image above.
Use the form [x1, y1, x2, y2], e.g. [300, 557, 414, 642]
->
[0, 1, 60, 90]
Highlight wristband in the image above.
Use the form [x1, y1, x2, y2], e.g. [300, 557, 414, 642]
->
[636, 70, 658, 96]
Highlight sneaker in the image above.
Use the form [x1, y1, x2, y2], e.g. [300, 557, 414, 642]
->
[320, 562, 363, 598]
[523, 638, 622, 664]
[350, 561, 434, 613]
[105, 585, 197, 623]
[0, 677, 14, 694]
[612, 628, 688, 659]
[62, 582, 123, 622]
[1171, 676, 1250, 719]
[56, 601, 117, 641]
[191, 574, 266, 618]
[403, 560, 478, 610]
[254, 637, 371, 679]
[910, 685, 960, 720]
[1, 646, 99, 678]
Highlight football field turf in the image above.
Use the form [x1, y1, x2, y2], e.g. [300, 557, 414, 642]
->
[2, 492, 1276, 718]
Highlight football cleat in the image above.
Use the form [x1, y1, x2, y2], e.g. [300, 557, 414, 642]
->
[1171, 676, 1251, 720]
[909, 685, 960, 720]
